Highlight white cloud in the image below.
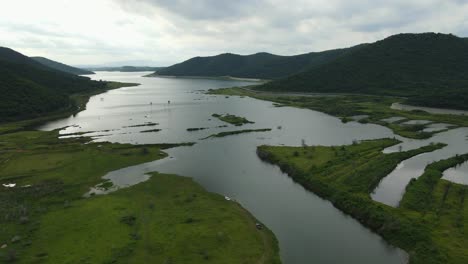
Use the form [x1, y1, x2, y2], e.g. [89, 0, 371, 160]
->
[1, 0, 467, 65]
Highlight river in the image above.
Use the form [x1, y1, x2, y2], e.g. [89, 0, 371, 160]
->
[37, 71, 468, 264]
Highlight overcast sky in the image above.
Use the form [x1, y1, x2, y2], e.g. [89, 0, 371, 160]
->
[1, 0, 467, 66]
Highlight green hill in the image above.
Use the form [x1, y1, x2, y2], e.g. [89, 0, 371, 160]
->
[0, 47, 108, 122]
[151, 48, 357, 79]
[31, 56, 94, 75]
[258, 33, 468, 110]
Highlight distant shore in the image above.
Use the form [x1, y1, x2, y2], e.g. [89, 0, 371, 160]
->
[145, 73, 268, 82]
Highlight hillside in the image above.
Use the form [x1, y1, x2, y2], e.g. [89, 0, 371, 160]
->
[31, 56, 94, 75]
[0, 47, 108, 122]
[151, 48, 358, 79]
[258, 33, 468, 110]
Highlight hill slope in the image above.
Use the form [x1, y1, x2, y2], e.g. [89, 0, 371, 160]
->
[258, 33, 468, 109]
[152, 48, 358, 79]
[31, 56, 94, 75]
[0, 47, 107, 122]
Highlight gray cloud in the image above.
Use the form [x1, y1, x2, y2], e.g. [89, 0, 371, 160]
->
[2, 0, 468, 65]
[116, 0, 266, 21]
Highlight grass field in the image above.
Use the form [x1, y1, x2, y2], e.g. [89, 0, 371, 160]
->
[257, 139, 468, 264]
[0, 113, 280, 262]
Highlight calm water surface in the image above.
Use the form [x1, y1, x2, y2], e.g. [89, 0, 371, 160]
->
[442, 161, 468, 185]
[43, 71, 468, 264]
[391, 102, 468, 116]
[372, 127, 468, 206]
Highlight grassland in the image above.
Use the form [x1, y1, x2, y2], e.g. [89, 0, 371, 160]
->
[210, 87, 468, 139]
[212, 113, 254, 126]
[0, 127, 280, 263]
[257, 139, 468, 264]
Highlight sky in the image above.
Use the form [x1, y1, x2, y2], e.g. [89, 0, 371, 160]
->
[1, 0, 468, 66]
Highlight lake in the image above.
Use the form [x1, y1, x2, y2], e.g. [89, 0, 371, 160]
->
[39, 71, 468, 264]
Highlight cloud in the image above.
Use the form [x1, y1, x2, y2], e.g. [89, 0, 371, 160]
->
[1, 0, 467, 65]
[117, 0, 266, 20]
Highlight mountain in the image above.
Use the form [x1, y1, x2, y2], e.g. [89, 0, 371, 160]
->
[77, 59, 164, 68]
[151, 48, 358, 79]
[258, 33, 468, 109]
[86, 66, 165, 72]
[0, 47, 107, 122]
[31, 56, 94, 75]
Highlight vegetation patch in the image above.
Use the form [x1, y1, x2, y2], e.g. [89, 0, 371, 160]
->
[140, 129, 161, 133]
[212, 113, 254, 126]
[203, 129, 271, 139]
[256, 139, 468, 264]
[124, 123, 159, 128]
[187, 127, 209, 132]
[2, 172, 281, 264]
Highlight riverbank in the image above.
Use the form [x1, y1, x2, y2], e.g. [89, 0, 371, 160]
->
[257, 139, 468, 264]
[0, 94, 280, 262]
[210, 87, 468, 139]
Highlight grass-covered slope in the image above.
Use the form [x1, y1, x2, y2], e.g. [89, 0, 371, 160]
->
[258, 33, 468, 110]
[152, 48, 356, 79]
[0, 47, 116, 122]
[31, 56, 94, 75]
[257, 139, 468, 264]
[0, 127, 280, 263]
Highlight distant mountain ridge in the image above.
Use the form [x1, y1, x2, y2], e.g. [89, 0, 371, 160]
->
[0, 47, 107, 122]
[151, 47, 360, 79]
[257, 33, 468, 110]
[31, 56, 94, 75]
[86, 66, 165, 72]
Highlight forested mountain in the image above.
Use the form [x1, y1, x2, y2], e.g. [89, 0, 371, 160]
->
[31, 56, 94, 75]
[258, 33, 468, 109]
[0, 47, 107, 122]
[151, 48, 359, 79]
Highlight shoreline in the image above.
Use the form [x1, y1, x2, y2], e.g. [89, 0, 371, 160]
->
[144, 73, 269, 82]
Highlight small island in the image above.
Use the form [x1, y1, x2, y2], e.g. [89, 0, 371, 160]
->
[212, 113, 254, 126]
[203, 128, 271, 139]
